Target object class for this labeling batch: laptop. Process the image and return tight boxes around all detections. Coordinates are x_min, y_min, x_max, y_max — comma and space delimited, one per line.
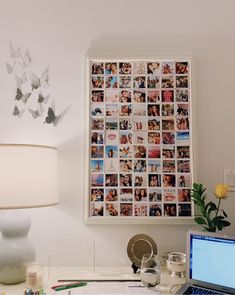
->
177, 230, 235, 295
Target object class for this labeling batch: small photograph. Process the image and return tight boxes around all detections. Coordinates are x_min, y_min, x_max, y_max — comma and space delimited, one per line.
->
161, 76, 174, 88
148, 146, 161, 158
133, 62, 146, 75
149, 203, 162, 217
105, 89, 118, 103
91, 159, 104, 173
120, 104, 132, 116
163, 160, 176, 173
162, 90, 174, 102
119, 62, 132, 75
177, 160, 190, 173
133, 117, 147, 130
119, 159, 132, 172
149, 174, 161, 187
119, 146, 132, 158
91, 105, 104, 117
105, 76, 118, 88
91, 118, 104, 130
134, 174, 147, 187
177, 174, 191, 187
119, 118, 132, 130
92, 76, 104, 89
133, 76, 146, 89
91, 90, 104, 102
163, 188, 177, 202
162, 132, 175, 144
105, 203, 119, 216
176, 76, 189, 88
134, 188, 147, 202
91, 174, 104, 187
119, 174, 132, 187
120, 188, 133, 202
132, 104, 147, 116
161, 61, 174, 75
119, 90, 132, 103
147, 90, 160, 102
105, 145, 118, 158
148, 159, 161, 173
178, 203, 192, 217
91, 146, 104, 158
176, 117, 189, 130
91, 62, 104, 74
148, 119, 160, 130
177, 146, 190, 158
133, 159, 146, 172
105, 174, 118, 187
133, 131, 147, 145
147, 62, 160, 75
134, 145, 147, 158
148, 132, 161, 144
162, 104, 174, 116
105, 188, 118, 202
91, 131, 104, 144
106, 130, 119, 145
105, 158, 118, 173
163, 174, 176, 187
149, 188, 162, 202
106, 118, 118, 130
175, 62, 189, 74
90, 203, 104, 216
176, 131, 190, 145
91, 188, 104, 202
120, 203, 133, 216
176, 103, 189, 116
162, 119, 175, 130
133, 90, 146, 102
175, 89, 189, 102
105, 62, 118, 74
120, 131, 132, 144
164, 203, 177, 216
147, 75, 160, 88
178, 189, 191, 202
106, 104, 118, 117
162, 146, 175, 158
148, 104, 160, 116
134, 204, 148, 217
119, 76, 131, 88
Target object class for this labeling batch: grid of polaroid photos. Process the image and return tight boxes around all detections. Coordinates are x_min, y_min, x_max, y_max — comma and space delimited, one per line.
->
89, 59, 192, 219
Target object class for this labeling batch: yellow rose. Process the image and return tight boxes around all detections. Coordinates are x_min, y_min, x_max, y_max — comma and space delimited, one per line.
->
215, 184, 230, 199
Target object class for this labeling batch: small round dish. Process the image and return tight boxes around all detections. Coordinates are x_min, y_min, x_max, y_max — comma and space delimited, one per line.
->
127, 234, 157, 267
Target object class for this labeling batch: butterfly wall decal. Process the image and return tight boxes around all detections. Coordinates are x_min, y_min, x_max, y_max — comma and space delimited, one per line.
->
12, 105, 25, 118
14, 72, 27, 87
29, 67, 49, 90
37, 92, 50, 104
44, 105, 70, 126
9, 42, 22, 59
28, 104, 44, 119
15, 88, 31, 104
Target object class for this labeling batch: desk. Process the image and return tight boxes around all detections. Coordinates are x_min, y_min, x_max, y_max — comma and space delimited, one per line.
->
0, 267, 186, 295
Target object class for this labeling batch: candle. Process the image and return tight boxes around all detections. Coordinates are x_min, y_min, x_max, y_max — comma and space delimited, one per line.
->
26, 263, 43, 290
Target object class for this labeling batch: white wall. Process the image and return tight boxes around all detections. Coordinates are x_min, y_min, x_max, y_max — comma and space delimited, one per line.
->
0, 0, 235, 266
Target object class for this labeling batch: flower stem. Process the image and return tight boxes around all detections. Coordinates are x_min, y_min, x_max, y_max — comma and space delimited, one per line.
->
215, 198, 221, 218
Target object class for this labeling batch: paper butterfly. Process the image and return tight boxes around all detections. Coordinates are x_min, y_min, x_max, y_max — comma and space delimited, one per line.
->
29, 67, 49, 90
15, 88, 31, 104
12, 105, 25, 118
44, 104, 70, 126
28, 104, 44, 119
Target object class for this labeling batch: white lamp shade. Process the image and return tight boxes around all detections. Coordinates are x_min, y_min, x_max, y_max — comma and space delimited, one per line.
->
0, 144, 59, 209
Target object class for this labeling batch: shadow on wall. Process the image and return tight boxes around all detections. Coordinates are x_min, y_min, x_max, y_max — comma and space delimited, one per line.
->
57, 134, 85, 221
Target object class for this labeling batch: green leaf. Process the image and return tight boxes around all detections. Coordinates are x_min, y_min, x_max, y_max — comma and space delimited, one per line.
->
195, 217, 207, 225
222, 220, 231, 227
222, 210, 228, 218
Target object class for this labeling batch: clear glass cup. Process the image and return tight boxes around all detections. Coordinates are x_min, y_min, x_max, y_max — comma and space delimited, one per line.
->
140, 254, 161, 288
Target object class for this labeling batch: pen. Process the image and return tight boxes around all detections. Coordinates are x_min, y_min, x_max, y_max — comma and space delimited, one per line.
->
53, 282, 87, 291
51, 282, 81, 289
58, 279, 141, 282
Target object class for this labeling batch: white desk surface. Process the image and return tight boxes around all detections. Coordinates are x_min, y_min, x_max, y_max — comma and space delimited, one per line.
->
0, 266, 186, 295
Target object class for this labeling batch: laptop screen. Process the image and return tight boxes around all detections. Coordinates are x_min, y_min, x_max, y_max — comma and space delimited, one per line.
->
189, 233, 235, 289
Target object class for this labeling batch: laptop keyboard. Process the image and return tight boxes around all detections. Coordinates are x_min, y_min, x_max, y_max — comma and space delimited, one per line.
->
183, 286, 224, 295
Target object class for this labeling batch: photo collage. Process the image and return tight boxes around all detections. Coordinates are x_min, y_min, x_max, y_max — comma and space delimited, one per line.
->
89, 59, 193, 219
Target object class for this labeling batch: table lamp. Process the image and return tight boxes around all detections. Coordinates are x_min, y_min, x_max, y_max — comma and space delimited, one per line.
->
0, 144, 59, 284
